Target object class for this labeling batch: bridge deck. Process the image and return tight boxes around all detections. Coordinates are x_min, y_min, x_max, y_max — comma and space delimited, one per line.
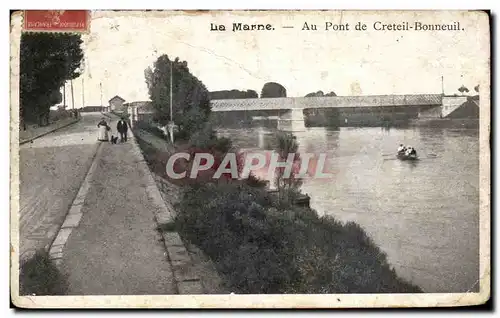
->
211, 94, 443, 111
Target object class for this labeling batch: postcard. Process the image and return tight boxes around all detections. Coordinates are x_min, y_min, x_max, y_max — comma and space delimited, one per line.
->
10, 9, 490, 308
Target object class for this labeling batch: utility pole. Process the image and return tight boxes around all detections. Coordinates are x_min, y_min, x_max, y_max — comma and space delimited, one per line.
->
169, 60, 174, 143
70, 79, 75, 109
441, 76, 444, 96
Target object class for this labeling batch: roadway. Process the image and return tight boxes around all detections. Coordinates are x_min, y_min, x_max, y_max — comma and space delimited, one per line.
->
19, 112, 106, 260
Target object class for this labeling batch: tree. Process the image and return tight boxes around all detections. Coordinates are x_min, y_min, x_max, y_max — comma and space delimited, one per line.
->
145, 54, 211, 139
474, 84, 479, 93
458, 85, 470, 95
246, 90, 258, 98
20, 33, 83, 126
261, 82, 287, 98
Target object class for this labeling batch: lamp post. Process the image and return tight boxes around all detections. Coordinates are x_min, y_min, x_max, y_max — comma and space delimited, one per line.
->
168, 59, 175, 144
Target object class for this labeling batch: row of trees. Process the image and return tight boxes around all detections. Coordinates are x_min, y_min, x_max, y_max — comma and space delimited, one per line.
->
209, 84, 343, 99
211, 83, 479, 99
208, 82, 288, 99
20, 33, 84, 126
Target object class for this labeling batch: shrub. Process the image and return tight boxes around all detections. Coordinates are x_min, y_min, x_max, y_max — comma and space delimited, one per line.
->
135, 121, 167, 139
19, 250, 68, 295
175, 182, 423, 294
186, 123, 233, 153
48, 108, 72, 122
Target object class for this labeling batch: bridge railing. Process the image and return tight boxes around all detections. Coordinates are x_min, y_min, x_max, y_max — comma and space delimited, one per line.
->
210, 94, 443, 111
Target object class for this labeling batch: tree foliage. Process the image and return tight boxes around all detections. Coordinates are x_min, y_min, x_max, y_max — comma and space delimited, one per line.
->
474, 84, 479, 93
20, 33, 83, 125
305, 90, 336, 97
210, 89, 258, 99
458, 85, 470, 95
261, 82, 287, 98
145, 55, 211, 139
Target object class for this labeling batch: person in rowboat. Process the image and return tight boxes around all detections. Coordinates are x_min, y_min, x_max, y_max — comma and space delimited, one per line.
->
405, 146, 417, 157
409, 147, 417, 156
397, 144, 406, 154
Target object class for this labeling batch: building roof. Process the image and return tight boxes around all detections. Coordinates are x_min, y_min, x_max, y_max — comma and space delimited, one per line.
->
109, 95, 126, 103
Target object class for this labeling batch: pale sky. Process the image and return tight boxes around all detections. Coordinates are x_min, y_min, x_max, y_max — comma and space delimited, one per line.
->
64, 10, 489, 107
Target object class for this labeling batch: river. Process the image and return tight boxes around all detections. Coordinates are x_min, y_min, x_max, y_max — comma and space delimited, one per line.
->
216, 126, 480, 293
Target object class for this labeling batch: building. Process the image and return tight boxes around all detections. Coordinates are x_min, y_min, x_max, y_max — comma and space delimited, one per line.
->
125, 101, 155, 124
108, 95, 126, 112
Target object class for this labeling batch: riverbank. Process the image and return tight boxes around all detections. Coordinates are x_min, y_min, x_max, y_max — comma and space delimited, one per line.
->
134, 125, 423, 293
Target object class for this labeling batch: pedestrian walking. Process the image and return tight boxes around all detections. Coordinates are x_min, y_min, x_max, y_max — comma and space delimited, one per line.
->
116, 117, 129, 142
97, 118, 110, 141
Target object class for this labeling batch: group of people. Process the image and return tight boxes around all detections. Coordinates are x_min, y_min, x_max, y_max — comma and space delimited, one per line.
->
97, 117, 129, 143
397, 144, 417, 156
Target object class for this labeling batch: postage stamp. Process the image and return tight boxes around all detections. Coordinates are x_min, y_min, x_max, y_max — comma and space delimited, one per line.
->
23, 10, 90, 33
10, 10, 490, 308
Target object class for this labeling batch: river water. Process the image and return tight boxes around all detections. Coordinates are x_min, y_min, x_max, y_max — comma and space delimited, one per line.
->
216, 126, 480, 293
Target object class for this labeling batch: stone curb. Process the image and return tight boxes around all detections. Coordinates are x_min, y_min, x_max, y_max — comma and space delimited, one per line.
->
47, 141, 104, 268
120, 120, 204, 294
20, 117, 81, 145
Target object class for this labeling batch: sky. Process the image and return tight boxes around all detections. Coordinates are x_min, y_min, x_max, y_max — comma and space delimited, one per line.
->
63, 10, 489, 108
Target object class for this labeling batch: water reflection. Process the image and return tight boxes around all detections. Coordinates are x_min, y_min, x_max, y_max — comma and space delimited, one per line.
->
216, 126, 479, 293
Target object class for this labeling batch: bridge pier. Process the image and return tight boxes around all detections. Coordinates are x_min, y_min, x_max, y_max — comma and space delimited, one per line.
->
277, 108, 306, 132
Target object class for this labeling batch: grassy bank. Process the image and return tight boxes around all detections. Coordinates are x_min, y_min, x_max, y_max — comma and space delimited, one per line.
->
175, 182, 421, 293
135, 127, 422, 294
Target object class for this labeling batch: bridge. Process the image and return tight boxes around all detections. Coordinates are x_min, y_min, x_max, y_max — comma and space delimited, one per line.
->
209, 94, 469, 131
210, 94, 443, 111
